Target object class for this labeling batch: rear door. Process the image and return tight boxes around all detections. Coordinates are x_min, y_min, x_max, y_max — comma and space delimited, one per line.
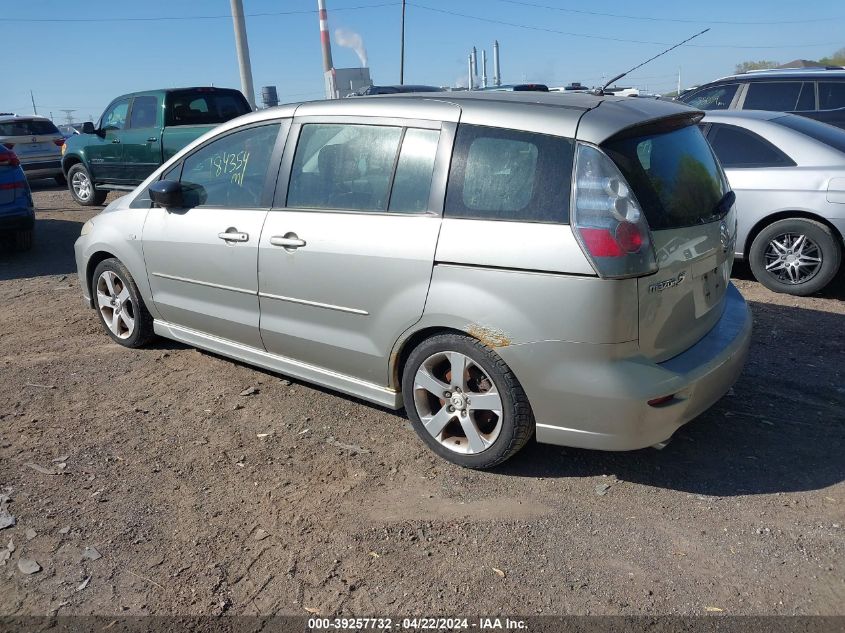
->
87, 98, 130, 182
142, 120, 285, 348
257, 115, 453, 384
602, 123, 735, 362
121, 94, 163, 182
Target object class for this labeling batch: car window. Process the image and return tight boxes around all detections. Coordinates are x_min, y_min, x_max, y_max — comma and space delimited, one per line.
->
166, 90, 251, 126
0, 119, 61, 136
388, 128, 440, 213
604, 124, 727, 230
795, 82, 816, 111
774, 114, 845, 155
445, 124, 574, 223
819, 82, 845, 110
707, 123, 795, 168
101, 99, 131, 131
287, 123, 403, 212
743, 82, 805, 111
680, 84, 739, 110
129, 96, 159, 129
178, 123, 280, 208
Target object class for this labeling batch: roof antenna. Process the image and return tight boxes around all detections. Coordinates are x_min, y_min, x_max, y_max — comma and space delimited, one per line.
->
597, 28, 710, 95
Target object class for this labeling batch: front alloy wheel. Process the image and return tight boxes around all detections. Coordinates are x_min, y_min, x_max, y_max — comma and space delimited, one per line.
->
96, 270, 136, 340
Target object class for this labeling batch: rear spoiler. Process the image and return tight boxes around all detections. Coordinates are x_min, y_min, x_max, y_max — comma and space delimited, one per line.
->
576, 97, 704, 145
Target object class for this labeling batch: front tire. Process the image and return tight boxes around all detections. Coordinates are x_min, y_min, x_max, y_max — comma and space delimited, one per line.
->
68, 164, 107, 206
91, 258, 154, 348
402, 333, 534, 469
749, 218, 841, 296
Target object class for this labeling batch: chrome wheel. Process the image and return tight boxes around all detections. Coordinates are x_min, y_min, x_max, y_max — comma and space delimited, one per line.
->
764, 232, 822, 285
71, 170, 92, 201
412, 351, 503, 455
96, 270, 135, 339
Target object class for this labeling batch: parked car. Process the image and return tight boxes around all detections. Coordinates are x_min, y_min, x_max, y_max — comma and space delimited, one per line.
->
351, 85, 445, 96
0, 144, 35, 251
62, 87, 251, 207
0, 114, 65, 185
677, 68, 845, 130
701, 110, 845, 295
75, 92, 750, 468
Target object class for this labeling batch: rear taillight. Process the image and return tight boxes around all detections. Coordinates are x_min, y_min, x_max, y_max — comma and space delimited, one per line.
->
0, 150, 20, 167
0, 181, 25, 190
571, 142, 657, 279
53, 138, 65, 147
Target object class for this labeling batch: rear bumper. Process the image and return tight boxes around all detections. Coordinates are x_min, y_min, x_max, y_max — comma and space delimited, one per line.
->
0, 208, 35, 232
21, 159, 62, 179
499, 283, 752, 451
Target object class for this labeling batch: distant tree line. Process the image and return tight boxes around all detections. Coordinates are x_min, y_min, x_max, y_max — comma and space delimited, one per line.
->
735, 47, 845, 74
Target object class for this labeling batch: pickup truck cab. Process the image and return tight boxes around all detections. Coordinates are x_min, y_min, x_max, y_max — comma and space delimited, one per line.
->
62, 87, 251, 206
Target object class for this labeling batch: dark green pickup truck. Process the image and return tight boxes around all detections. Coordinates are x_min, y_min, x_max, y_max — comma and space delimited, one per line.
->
62, 87, 251, 206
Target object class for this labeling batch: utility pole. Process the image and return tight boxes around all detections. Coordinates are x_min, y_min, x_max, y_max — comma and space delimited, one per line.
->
229, 0, 256, 110
30, 90, 37, 115
399, 0, 406, 85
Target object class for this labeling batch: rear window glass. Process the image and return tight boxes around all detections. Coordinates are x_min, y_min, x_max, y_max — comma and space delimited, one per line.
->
743, 82, 805, 111
166, 91, 250, 126
603, 124, 727, 230
819, 82, 845, 110
445, 124, 574, 223
774, 114, 845, 155
707, 123, 795, 168
0, 119, 60, 136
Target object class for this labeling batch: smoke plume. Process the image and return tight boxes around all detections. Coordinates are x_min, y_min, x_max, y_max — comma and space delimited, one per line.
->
334, 28, 368, 67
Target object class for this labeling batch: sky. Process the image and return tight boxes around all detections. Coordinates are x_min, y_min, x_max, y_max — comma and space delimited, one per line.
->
4, 0, 843, 123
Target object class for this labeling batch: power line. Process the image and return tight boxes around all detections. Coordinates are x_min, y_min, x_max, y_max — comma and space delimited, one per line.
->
0, 2, 400, 23
490, 0, 845, 25
408, 3, 841, 49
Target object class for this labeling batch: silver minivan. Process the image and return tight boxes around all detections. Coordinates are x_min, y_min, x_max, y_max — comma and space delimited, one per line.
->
75, 92, 752, 468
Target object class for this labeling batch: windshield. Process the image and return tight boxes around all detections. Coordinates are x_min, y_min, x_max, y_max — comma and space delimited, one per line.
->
602, 124, 728, 230
0, 119, 61, 136
774, 114, 845, 156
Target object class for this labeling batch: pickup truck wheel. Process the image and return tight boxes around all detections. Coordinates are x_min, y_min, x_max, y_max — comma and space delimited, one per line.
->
68, 164, 107, 206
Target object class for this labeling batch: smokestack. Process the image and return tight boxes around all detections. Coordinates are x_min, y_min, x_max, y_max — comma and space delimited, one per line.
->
317, 0, 334, 73
481, 49, 488, 88
471, 47, 478, 79
493, 40, 501, 87
467, 54, 474, 90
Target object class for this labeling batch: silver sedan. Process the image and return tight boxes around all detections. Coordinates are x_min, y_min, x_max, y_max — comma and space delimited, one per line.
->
702, 110, 845, 295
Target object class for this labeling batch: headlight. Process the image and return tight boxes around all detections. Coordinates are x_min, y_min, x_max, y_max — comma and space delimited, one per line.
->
80, 220, 94, 236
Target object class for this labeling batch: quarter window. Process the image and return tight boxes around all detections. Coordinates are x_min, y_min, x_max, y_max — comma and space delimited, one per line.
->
177, 123, 280, 208
445, 124, 574, 223
819, 82, 845, 110
743, 82, 807, 111
101, 99, 130, 131
681, 84, 739, 110
707, 123, 795, 168
287, 124, 403, 212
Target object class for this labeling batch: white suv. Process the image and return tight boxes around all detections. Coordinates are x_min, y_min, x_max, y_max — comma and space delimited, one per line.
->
0, 114, 66, 184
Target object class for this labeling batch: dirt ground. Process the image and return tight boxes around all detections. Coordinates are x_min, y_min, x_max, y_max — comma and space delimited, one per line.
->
0, 182, 843, 617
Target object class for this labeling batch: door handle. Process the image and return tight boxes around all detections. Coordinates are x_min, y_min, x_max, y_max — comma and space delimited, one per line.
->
270, 234, 306, 249
111, 138, 121, 144
147, 137, 158, 142
218, 230, 249, 242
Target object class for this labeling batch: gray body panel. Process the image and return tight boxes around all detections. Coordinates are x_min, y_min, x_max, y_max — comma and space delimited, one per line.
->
75, 92, 751, 453
702, 111, 845, 259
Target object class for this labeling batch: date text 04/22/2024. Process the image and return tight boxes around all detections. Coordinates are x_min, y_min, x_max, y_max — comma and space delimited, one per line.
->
307, 617, 527, 630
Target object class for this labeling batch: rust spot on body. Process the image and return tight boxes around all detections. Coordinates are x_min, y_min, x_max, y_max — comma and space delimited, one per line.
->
466, 324, 511, 348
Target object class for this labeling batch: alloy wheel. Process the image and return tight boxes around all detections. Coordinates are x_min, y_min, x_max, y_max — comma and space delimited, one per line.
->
96, 270, 135, 339
71, 171, 92, 201
764, 232, 822, 285
412, 351, 503, 454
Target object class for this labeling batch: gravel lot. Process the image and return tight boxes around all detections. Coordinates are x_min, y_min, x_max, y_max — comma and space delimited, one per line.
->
1, 183, 843, 617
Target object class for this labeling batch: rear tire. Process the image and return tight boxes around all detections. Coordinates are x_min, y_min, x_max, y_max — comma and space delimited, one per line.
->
749, 218, 841, 296
91, 258, 155, 348
68, 163, 107, 206
402, 333, 534, 469
14, 229, 33, 251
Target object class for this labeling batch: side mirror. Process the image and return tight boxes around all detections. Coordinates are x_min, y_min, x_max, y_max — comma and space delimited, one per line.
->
81, 121, 96, 135
149, 180, 183, 209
